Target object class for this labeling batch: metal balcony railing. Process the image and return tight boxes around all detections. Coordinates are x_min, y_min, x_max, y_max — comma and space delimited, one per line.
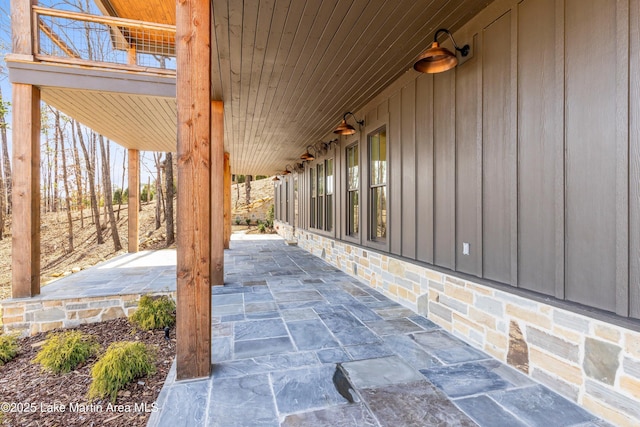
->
33, 6, 176, 73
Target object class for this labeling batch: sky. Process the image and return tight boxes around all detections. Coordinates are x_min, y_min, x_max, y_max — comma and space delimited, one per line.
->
0, 0, 158, 190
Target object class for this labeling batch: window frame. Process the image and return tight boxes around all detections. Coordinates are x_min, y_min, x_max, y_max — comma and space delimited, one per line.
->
368, 126, 387, 244
344, 141, 361, 243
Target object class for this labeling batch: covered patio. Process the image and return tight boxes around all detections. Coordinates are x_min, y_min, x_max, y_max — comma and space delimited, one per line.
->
147, 236, 604, 427
6, 0, 640, 425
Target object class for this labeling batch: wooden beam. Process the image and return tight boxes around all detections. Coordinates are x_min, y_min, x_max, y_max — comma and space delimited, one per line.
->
223, 152, 231, 249
12, 84, 41, 298
128, 149, 139, 252
11, 0, 35, 56
176, 0, 211, 380
211, 103, 224, 283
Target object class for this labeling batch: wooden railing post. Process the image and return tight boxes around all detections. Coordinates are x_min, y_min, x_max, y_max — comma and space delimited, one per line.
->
223, 152, 231, 249
128, 149, 139, 253
176, 0, 211, 380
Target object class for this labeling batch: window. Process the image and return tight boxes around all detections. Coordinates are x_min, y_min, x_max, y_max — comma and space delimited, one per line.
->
294, 176, 299, 228
326, 159, 334, 232
346, 144, 359, 237
369, 127, 387, 241
285, 180, 290, 223
317, 162, 324, 230
309, 159, 335, 232
310, 168, 316, 228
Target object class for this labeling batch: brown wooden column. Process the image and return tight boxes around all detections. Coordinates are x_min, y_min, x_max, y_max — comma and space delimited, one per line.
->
176, 0, 211, 380
12, 84, 41, 298
128, 149, 139, 252
223, 152, 231, 249
211, 103, 224, 285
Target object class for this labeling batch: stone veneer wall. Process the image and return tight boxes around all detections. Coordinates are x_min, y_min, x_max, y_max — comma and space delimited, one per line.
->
1, 292, 176, 336
275, 221, 640, 426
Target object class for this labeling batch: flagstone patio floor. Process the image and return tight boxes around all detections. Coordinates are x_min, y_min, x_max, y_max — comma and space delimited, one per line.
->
147, 235, 609, 427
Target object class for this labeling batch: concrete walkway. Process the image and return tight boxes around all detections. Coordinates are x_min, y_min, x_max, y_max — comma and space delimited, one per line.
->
148, 237, 609, 427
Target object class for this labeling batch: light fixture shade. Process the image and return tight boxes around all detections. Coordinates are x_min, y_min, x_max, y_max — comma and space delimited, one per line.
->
300, 150, 315, 161
333, 119, 356, 135
413, 41, 458, 73
272, 176, 280, 181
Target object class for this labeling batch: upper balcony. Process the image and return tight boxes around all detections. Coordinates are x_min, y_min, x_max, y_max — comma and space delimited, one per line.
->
32, 5, 176, 74
6, 5, 177, 152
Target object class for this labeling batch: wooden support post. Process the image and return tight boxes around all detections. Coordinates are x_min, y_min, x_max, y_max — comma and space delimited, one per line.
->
223, 152, 231, 249
12, 84, 41, 298
127, 45, 137, 66
211, 104, 224, 284
176, 0, 211, 380
128, 149, 139, 253
11, 0, 36, 58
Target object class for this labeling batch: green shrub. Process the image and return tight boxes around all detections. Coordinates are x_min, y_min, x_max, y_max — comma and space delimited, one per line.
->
235, 218, 241, 225
258, 223, 266, 233
129, 295, 176, 330
245, 218, 251, 226
0, 333, 19, 366
267, 204, 275, 223
89, 341, 156, 402
33, 331, 99, 373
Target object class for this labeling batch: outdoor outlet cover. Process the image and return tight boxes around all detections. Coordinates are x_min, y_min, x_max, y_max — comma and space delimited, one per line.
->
463, 243, 470, 255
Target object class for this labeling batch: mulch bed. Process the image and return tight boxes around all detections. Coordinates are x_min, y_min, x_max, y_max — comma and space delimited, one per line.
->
0, 318, 175, 426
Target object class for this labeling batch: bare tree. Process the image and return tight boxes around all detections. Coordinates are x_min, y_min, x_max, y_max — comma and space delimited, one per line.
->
245, 175, 252, 205
71, 120, 84, 228
99, 136, 121, 250
77, 123, 103, 244
55, 110, 73, 251
0, 86, 12, 214
154, 152, 164, 230
52, 114, 60, 213
117, 149, 126, 221
165, 152, 175, 245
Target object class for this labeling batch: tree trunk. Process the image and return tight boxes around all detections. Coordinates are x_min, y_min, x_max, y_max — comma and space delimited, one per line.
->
77, 125, 103, 244
99, 136, 122, 251
154, 152, 163, 230
52, 118, 59, 213
71, 120, 84, 228
56, 111, 74, 252
245, 175, 252, 205
0, 86, 12, 214
118, 149, 126, 221
165, 152, 175, 246
235, 180, 239, 209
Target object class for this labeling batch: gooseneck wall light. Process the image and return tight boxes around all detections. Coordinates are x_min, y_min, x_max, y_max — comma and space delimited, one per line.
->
413, 28, 470, 73
333, 112, 365, 135
300, 145, 316, 161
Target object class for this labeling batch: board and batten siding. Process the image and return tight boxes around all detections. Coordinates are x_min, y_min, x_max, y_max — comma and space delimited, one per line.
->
285, 0, 640, 320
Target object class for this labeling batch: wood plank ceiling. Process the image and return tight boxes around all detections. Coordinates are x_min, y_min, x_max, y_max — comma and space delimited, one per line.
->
41, 87, 176, 152
95, 0, 494, 174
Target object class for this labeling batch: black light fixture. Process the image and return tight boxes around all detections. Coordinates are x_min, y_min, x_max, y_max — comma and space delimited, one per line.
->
333, 112, 364, 135
272, 175, 280, 182
300, 145, 316, 161
413, 28, 470, 74
282, 164, 293, 175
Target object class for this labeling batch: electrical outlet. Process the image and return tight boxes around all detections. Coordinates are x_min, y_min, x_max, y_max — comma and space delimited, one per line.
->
462, 242, 470, 255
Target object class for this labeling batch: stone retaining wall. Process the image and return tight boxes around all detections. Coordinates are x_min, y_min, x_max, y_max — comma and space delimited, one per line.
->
275, 221, 640, 426
1, 292, 176, 336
